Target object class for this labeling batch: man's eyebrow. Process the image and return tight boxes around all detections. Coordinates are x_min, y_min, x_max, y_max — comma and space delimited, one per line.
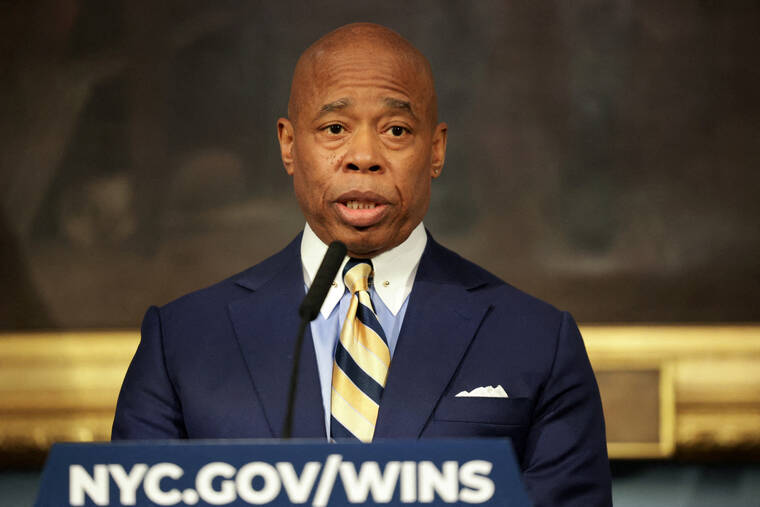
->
383, 97, 417, 119
318, 98, 352, 116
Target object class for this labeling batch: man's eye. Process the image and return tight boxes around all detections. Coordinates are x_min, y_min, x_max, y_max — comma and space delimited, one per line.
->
327, 124, 343, 134
389, 126, 407, 137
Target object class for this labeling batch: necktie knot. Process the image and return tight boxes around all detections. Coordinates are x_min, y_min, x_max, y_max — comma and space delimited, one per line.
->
343, 258, 373, 294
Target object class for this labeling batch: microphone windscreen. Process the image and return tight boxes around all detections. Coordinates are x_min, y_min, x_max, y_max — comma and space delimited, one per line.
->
298, 241, 347, 321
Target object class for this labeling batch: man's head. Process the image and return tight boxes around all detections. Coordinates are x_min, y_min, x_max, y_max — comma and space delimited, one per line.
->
277, 23, 447, 258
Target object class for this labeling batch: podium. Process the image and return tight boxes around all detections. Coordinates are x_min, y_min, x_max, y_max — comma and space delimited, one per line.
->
35, 439, 532, 506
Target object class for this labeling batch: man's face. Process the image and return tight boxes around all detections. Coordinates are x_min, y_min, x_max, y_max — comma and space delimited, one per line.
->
278, 44, 447, 257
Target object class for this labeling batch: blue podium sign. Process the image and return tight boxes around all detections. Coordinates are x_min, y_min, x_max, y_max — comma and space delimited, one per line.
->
36, 439, 531, 506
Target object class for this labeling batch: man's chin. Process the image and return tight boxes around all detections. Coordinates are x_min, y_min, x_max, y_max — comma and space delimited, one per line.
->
310, 220, 406, 258
343, 240, 386, 258
336, 228, 393, 258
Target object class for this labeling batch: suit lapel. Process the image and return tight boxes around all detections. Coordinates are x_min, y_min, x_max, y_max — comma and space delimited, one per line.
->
374, 238, 491, 438
228, 240, 325, 439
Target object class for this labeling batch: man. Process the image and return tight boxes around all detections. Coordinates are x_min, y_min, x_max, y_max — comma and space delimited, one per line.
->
113, 23, 612, 505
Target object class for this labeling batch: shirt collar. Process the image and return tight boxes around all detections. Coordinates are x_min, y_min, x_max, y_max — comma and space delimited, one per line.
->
300, 222, 427, 318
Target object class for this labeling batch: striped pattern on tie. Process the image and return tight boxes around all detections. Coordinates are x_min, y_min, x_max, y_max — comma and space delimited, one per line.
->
330, 258, 390, 442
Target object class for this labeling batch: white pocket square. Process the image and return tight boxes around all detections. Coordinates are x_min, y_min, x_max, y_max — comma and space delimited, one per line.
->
455, 385, 509, 398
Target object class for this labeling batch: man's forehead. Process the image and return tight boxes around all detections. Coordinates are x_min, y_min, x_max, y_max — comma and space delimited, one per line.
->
288, 23, 437, 123
308, 44, 426, 92
316, 96, 418, 120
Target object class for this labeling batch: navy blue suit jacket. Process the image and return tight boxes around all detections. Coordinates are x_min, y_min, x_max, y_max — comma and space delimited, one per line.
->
112, 234, 612, 506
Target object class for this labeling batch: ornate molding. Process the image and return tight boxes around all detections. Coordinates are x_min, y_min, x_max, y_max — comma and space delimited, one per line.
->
1, 326, 759, 459
583, 325, 760, 458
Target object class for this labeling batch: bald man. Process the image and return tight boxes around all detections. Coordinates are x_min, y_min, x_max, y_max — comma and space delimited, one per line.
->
113, 24, 612, 506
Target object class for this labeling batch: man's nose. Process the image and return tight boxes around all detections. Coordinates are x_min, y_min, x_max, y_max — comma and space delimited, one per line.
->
344, 127, 382, 173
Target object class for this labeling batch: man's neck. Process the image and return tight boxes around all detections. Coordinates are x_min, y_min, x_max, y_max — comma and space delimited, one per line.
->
300, 222, 427, 317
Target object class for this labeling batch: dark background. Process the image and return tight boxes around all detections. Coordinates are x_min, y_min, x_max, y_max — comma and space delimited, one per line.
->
2, 0, 759, 329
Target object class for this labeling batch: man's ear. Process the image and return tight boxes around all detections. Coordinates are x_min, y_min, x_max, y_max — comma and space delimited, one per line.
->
431, 122, 448, 178
277, 118, 295, 175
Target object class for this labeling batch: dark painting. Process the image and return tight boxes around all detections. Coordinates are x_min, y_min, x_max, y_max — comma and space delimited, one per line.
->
2, 0, 759, 329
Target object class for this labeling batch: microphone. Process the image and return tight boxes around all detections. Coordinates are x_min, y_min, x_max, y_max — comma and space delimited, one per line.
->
299, 241, 348, 321
283, 241, 347, 439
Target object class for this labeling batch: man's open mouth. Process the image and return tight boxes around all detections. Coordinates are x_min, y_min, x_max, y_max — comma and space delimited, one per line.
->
335, 194, 389, 227
344, 200, 377, 210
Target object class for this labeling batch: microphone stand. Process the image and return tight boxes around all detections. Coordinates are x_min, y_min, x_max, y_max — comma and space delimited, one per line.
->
282, 319, 309, 439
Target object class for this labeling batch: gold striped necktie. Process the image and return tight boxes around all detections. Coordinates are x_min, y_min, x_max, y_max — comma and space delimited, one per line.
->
330, 258, 390, 442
